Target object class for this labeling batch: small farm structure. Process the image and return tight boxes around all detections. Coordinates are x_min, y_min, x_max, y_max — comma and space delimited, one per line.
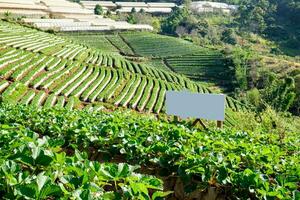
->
23, 18, 153, 31
0, 1, 48, 18
0, 0, 153, 31
81, 1, 176, 14
190, 1, 237, 13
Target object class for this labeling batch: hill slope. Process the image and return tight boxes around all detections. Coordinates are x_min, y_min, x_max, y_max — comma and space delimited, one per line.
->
0, 21, 244, 113
61, 32, 231, 86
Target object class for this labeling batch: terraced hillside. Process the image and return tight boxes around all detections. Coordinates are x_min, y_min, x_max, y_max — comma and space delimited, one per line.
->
105, 34, 135, 55
90, 32, 230, 84
0, 21, 244, 113
165, 54, 231, 84
61, 33, 120, 53
120, 32, 203, 58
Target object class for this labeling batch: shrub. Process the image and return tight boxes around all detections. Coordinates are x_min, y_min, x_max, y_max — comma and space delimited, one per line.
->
221, 29, 238, 45
94, 4, 103, 15
246, 88, 261, 108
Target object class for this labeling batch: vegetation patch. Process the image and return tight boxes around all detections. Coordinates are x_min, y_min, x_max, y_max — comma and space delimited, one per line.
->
0, 104, 299, 199
120, 32, 204, 58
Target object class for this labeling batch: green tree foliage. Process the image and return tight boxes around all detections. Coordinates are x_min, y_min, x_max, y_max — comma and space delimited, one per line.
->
161, 7, 189, 34
139, 8, 145, 14
106, 10, 111, 16
3, 11, 12, 20
225, 47, 260, 91
236, 0, 300, 53
127, 14, 137, 24
263, 76, 296, 112
221, 28, 237, 45
226, 46, 298, 113
293, 74, 300, 114
94, 4, 103, 15
131, 7, 136, 13
246, 87, 261, 108
236, 0, 275, 33
152, 18, 161, 32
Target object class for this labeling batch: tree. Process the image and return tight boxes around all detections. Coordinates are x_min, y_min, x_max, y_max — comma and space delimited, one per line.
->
139, 8, 145, 14
221, 29, 237, 45
183, 0, 191, 8
131, 7, 136, 14
152, 18, 161, 33
116, 5, 122, 10
263, 76, 296, 112
292, 74, 300, 114
246, 88, 262, 108
94, 4, 103, 15
193, 19, 209, 37
161, 7, 189, 35
236, 0, 275, 33
4, 11, 12, 20
227, 47, 251, 91
175, 26, 187, 37
127, 14, 137, 24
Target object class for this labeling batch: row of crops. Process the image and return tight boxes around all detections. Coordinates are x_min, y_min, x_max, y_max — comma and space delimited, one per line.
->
120, 32, 205, 58
0, 22, 120, 68
0, 22, 210, 90
165, 54, 231, 83
142, 58, 172, 72
61, 33, 121, 53
105, 35, 135, 55
104, 32, 230, 85
0, 104, 298, 199
1, 73, 243, 115
0, 46, 220, 113
0, 80, 242, 116
1, 24, 229, 88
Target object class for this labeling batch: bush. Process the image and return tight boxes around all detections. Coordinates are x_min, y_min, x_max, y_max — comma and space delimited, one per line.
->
221, 29, 238, 45
285, 37, 300, 49
131, 7, 136, 13
161, 7, 189, 35
291, 74, 300, 114
152, 18, 161, 32
263, 76, 296, 112
246, 88, 261, 108
94, 4, 103, 15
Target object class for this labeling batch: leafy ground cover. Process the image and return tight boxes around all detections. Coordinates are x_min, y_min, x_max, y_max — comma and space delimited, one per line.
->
0, 104, 299, 199
142, 58, 171, 72
165, 53, 230, 85
0, 123, 168, 199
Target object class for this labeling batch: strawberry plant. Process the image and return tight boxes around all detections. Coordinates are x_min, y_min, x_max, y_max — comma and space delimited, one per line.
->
0, 124, 169, 199
0, 104, 298, 199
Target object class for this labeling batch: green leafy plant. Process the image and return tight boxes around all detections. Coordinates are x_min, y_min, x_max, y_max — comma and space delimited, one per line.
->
0, 104, 298, 199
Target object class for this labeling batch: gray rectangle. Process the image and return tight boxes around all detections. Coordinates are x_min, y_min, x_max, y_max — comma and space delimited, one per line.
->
166, 91, 225, 121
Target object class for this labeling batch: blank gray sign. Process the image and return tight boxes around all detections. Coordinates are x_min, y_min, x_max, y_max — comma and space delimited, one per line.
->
166, 91, 225, 121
